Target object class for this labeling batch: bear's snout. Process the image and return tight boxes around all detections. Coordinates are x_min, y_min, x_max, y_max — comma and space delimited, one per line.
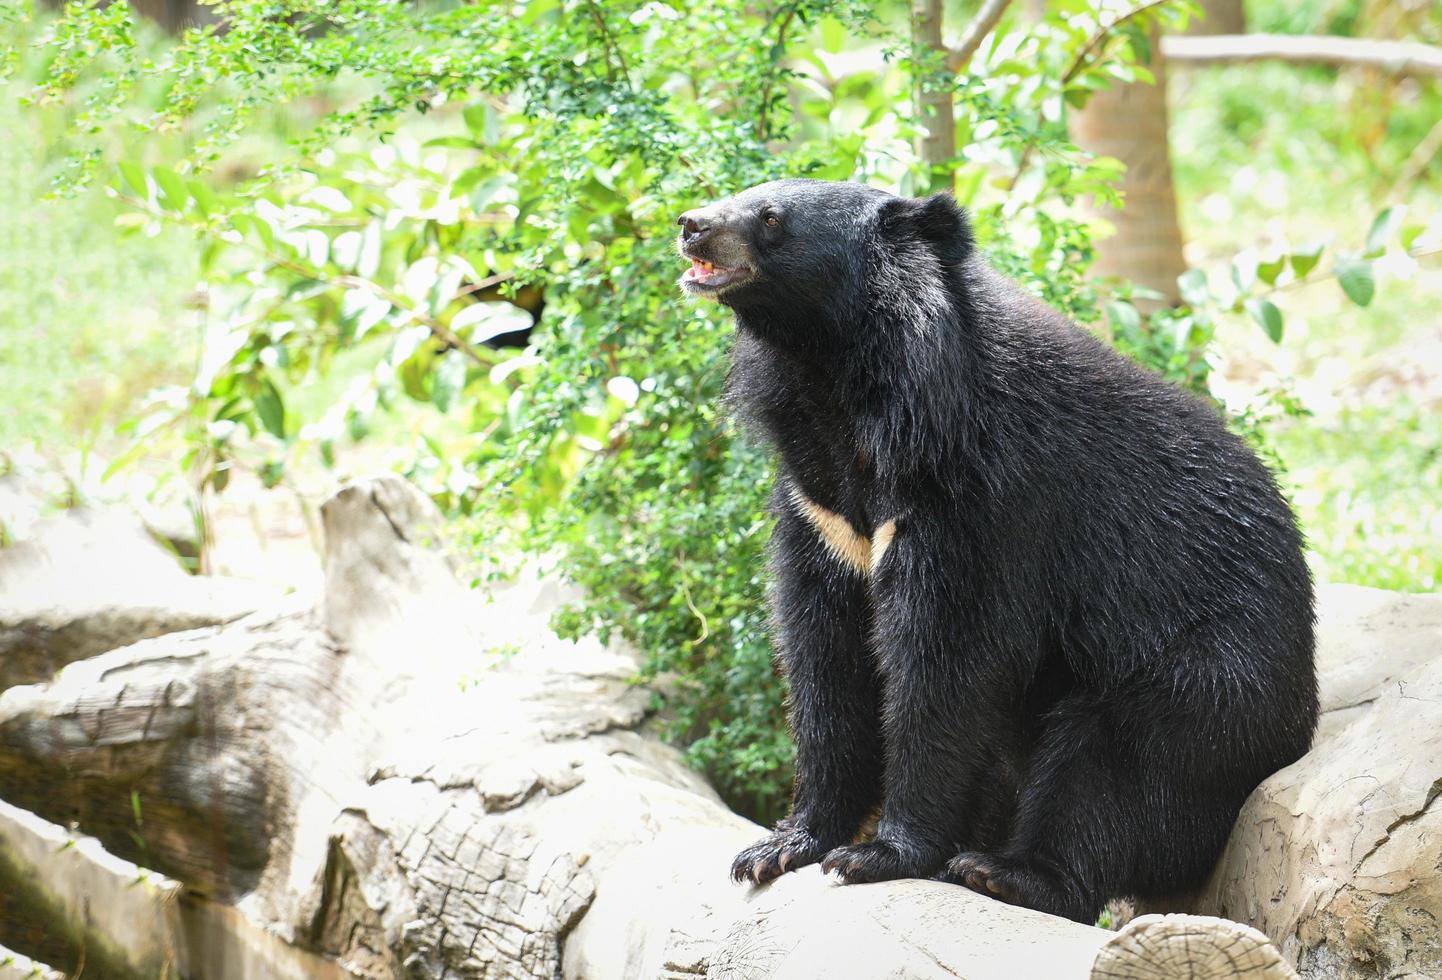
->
675, 203, 757, 300
677, 208, 716, 244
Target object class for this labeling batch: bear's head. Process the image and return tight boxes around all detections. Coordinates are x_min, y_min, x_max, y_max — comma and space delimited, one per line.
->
676, 179, 973, 326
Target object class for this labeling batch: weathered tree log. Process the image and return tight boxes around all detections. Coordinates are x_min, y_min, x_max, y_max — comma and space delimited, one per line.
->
1162, 34, 1442, 79
0, 506, 276, 689
1186, 587, 1442, 979
0, 476, 1303, 978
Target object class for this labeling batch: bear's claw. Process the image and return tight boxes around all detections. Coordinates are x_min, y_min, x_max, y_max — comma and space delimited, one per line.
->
820, 839, 928, 883
730, 822, 829, 885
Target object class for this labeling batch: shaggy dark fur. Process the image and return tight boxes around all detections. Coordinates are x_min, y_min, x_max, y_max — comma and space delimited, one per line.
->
676, 179, 1317, 924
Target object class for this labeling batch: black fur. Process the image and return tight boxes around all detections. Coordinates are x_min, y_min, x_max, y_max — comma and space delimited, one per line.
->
678, 179, 1318, 923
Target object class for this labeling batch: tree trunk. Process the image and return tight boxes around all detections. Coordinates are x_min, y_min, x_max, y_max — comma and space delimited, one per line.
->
911, 0, 956, 191
1184, 0, 1245, 37
1071, 26, 1188, 308
0, 476, 1303, 979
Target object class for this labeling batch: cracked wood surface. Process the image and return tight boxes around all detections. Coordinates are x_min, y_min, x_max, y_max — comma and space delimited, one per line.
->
1187, 587, 1442, 979
0, 507, 276, 689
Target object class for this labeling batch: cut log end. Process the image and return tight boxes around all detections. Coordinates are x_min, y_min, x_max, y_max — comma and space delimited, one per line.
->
1093, 914, 1300, 980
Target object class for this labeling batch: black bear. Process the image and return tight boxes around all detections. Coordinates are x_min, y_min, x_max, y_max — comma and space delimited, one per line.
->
675, 179, 1317, 924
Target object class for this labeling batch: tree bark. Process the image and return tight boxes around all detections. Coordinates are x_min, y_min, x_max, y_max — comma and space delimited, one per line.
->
0, 476, 1302, 979
1182, 0, 1245, 37
1071, 26, 1189, 308
911, 0, 956, 190
0, 506, 273, 690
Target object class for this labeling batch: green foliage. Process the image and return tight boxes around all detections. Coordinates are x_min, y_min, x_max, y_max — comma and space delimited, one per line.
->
0, 70, 195, 456
1275, 399, 1442, 593
5, 0, 1431, 820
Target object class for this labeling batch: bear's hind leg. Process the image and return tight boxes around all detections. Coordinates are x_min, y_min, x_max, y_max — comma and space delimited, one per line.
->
936, 690, 1123, 922
938, 662, 1294, 924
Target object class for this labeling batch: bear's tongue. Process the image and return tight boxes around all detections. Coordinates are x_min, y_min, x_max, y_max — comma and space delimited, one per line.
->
686, 258, 723, 280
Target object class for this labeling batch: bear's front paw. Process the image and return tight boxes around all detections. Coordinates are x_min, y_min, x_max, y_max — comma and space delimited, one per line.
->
820, 839, 931, 884
730, 822, 831, 885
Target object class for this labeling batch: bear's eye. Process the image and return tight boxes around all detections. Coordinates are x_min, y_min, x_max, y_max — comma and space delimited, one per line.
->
763, 211, 780, 228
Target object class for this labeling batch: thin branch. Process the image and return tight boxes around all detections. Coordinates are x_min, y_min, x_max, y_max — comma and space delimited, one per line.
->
585, 0, 632, 83
453, 272, 514, 300
1394, 113, 1442, 192
757, 3, 800, 142
1161, 33, 1442, 79
1010, 0, 1174, 190
320, 271, 493, 368
945, 0, 1014, 73
1063, 0, 1174, 85
115, 190, 496, 368
675, 552, 711, 647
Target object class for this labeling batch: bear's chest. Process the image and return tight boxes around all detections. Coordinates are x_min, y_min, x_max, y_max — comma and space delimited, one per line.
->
726, 329, 888, 530
756, 383, 873, 525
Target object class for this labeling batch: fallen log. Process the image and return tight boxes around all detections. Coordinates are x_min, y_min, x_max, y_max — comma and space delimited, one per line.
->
0, 505, 275, 689
0, 476, 1302, 977
1161, 34, 1442, 79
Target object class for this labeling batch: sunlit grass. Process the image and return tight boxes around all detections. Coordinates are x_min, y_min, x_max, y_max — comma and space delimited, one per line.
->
0, 84, 197, 457
1275, 401, 1442, 593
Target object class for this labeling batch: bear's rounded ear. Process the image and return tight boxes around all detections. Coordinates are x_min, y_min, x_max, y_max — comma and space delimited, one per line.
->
878, 193, 973, 259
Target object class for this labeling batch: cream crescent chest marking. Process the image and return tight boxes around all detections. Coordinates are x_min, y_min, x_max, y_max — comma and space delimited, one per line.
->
786, 486, 898, 579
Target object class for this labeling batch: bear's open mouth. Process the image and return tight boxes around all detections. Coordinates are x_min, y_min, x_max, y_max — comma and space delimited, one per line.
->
680, 257, 752, 293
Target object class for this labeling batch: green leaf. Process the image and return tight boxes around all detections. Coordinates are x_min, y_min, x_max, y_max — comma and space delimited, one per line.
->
450, 301, 533, 344
432, 349, 467, 413
1335, 256, 1376, 307
152, 167, 189, 212
1289, 240, 1325, 279
1244, 297, 1284, 343
462, 103, 499, 144
101, 440, 151, 481
1256, 254, 1285, 286
331, 230, 362, 270
423, 135, 482, 150
1105, 300, 1140, 336
188, 179, 218, 217
259, 459, 285, 489
342, 288, 391, 339
1177, 268, 1210, 308
357, 221, 383, 279
254, 379, 287, 440
118, 161, 149, 199
1364, 205, 1406, 258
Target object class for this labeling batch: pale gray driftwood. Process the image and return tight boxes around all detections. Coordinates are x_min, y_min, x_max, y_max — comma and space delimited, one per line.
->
0, 476, 1298, 979
0, 506, 275, 689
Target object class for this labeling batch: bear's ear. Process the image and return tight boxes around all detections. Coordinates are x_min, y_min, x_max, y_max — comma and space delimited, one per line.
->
878, 193, 973, 260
